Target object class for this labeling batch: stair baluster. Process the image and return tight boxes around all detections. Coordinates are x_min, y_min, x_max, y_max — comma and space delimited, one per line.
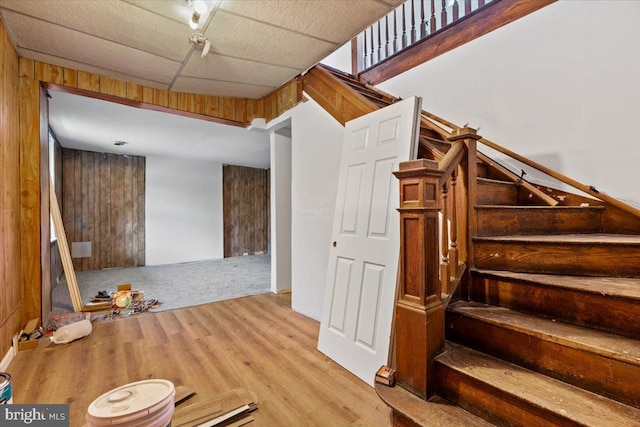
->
420, 0, 427, 39
449, 170, 459, 281
441, 0, 448, 28
402, 4, 408, 49
441, 180, 451, 297
430, 0, 437, 37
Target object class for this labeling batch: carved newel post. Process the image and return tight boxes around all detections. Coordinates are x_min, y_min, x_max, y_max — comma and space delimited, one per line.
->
392, 159, 444, 399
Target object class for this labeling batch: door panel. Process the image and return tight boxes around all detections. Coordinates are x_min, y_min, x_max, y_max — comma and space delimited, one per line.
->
318, 97, 422, 385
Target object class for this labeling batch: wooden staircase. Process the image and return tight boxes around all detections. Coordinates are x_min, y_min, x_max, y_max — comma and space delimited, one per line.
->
303, 64, 640, 426
435, 169, 640, 426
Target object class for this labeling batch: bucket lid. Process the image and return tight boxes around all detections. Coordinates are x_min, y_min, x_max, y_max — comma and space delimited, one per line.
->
87, 379, 174, 424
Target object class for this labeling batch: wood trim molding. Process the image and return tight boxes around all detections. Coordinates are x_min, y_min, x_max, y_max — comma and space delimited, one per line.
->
359, 0, 557, 85
302, 66, 378, 126
43, 82, 249, 128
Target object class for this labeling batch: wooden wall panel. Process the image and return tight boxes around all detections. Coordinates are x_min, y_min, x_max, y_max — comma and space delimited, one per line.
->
0, 18, 22, 358
19, 76, 42, 324
29, 58, 302, 126
223, 165, 270, 258
61, 149, 145, 271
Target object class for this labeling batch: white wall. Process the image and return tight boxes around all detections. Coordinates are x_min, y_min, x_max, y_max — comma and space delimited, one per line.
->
321, 42, 352, 73
379, 0, 640, 206
290, 98, 344, 321
270, 129, 292, 293
145, 156, 224, 265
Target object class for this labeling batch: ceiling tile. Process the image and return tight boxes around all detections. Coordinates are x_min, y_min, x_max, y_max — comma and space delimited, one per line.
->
181, 52, 301, 87
219, 0, 399, 44
0, 0, 193, 61
2, 10, 181, 84
171, 76, 274, 98
204, 9, 337, 69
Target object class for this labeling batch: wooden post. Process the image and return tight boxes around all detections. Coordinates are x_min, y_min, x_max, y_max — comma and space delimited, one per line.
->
393, 159, 444, 399
447, 127, 481, 297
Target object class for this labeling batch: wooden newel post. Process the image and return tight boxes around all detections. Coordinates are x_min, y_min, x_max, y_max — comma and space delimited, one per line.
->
392, 159, 444, 399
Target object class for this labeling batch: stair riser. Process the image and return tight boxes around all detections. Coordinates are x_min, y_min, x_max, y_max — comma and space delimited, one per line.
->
470, 274, 640, 338
434, 362, 579, 427
476, 209, 602, 236
477, 181, 517, 205
474, 241, 640, 277
446, 312, 640, 408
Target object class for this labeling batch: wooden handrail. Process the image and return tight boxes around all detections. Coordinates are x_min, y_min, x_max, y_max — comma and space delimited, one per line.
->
421, 109, 640, 216
479, 138, 640, 218
437, 140, 465, 186
422, 112, 556, 206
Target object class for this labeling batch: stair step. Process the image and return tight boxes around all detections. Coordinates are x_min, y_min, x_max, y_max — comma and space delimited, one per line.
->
434, 341, 640, 426
375, 382, 494, 426
470, 269, 640, 338
477, 178, 517, 205
474, 233, 640, 277
446, 301, 640, 408
476, 205, 604, 236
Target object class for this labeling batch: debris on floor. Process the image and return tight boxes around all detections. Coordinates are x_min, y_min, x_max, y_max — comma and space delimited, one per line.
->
17, 318, 43, 351
50, 318, 92, 345
172, 387, 259, 426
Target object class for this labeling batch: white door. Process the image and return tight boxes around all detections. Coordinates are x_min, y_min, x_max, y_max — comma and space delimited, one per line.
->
318, 96, 422, 386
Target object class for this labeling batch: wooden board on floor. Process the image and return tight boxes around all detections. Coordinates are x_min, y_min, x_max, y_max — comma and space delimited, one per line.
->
172, 388, 257, 427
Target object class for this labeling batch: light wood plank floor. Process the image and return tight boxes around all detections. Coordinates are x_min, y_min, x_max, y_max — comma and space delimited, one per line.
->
8, 293, 392, 426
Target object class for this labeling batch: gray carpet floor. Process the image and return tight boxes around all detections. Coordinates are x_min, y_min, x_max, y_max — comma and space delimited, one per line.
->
52, 254, 271, 318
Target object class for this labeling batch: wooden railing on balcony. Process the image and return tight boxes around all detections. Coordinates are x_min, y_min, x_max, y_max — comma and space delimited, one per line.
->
352, 0, 557, 84
355, 0, 495, 73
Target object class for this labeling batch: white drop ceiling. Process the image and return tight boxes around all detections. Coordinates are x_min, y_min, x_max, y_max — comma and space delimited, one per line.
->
0, 0, 404, 98
1, 0, 404, 164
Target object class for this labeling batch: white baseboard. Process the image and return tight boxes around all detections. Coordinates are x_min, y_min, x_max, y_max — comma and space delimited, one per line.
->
0, 344, 15, 372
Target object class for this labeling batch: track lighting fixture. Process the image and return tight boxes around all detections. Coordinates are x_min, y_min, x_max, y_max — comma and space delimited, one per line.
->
189, 33, 211, 58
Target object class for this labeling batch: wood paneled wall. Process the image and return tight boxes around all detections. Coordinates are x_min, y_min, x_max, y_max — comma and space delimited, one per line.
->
62, 149, 145, 271
0, 19, 22, 360
18, 59, 303, 127
263, 78, 303, 123
223, 166, 270, 258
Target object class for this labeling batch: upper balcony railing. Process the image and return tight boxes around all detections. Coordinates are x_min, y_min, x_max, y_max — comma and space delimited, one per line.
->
354, 0, 495, 74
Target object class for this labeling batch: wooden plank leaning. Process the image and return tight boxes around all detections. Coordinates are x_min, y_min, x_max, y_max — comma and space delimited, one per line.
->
49, 179, 83, 312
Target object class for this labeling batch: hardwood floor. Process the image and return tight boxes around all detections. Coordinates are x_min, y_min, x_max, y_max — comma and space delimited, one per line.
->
8, 293, 392, 426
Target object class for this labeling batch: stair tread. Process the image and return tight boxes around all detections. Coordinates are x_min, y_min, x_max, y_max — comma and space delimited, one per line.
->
477, 177, 515, 185
375, 383, 494, 426
473, 269, 640, 300
474, 233, 640, 245
448, 301, 640, 365
438, 341, 640, 425
475, 205, 605, 211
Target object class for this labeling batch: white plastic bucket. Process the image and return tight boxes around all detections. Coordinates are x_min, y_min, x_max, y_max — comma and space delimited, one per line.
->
86, 379, 175, 427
